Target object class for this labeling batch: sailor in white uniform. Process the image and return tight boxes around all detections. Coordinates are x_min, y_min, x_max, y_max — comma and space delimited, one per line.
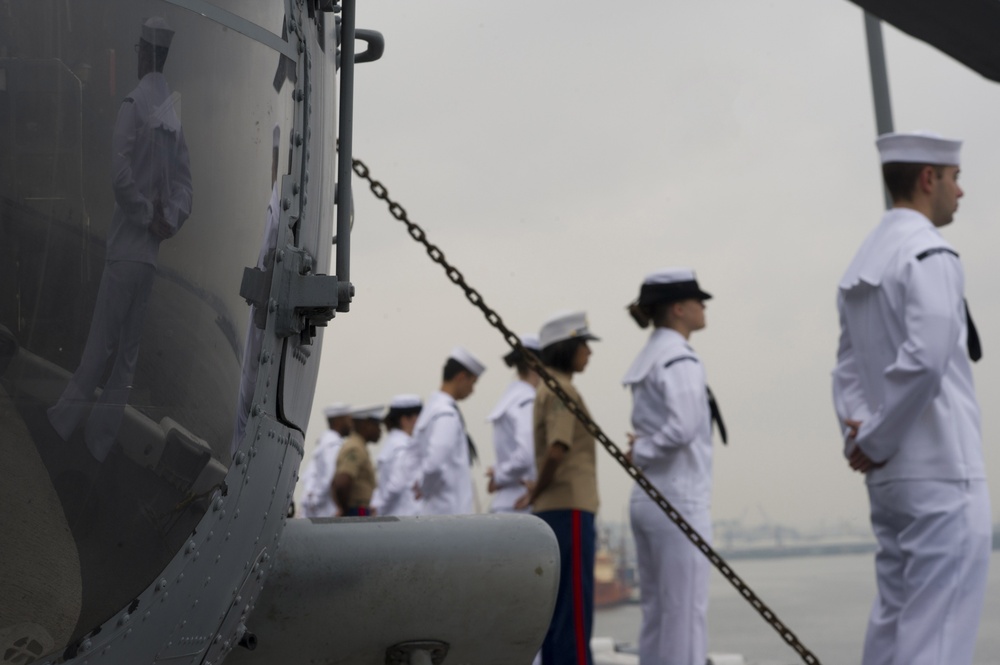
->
487, 334, 540, 513
371, 394, 423, 517
623, 268, 724, 665
300, 403, 352, 518
832, 132, 991, 665
413, 347, 486, 515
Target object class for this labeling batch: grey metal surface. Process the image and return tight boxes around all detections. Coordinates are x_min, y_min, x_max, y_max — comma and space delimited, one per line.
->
227, 515, 560, 665
846, 0, 1000, 83
163, 0, 298, 59
862, 13, 894, 210
334, 0, 357, 313
0, 1, 332, 662
276, 3, 340, 431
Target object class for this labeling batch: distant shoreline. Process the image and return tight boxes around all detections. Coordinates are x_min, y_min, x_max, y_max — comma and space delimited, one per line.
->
717, 540, 877, 561
716, 528, 1000, 561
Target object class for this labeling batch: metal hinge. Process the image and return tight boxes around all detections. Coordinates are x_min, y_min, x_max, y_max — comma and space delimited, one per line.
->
240, 246, 343, 344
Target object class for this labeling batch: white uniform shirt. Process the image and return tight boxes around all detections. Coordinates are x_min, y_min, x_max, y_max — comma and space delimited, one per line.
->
414, 391, 473, 515
487, 380, 537, 512
623, 327, 713, 504
109, 72, 192, 265
371, 428, 421, 516
299, 430, 343, 517
832, 208, 984, 483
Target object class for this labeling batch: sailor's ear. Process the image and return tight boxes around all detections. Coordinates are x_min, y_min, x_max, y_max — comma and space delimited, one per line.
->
917, 165, 938, 194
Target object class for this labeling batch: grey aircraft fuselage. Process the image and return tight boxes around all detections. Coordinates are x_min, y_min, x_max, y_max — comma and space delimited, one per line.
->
0, 2, 558, 665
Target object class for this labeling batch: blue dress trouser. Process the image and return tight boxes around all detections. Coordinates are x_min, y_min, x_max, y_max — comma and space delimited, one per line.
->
536, 509, 595, 665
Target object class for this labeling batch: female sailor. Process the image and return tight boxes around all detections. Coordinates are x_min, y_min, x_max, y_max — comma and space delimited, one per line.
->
623, 268, 724, 665
487, 334, 540, 513
517, 311, 600, 665
371, 395, 423, 516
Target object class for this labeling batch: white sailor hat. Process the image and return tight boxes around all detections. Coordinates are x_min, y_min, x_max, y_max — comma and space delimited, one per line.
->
539, 311, 600, 350
876, 131, 961, 166
519, 334, 541, 352
141, 17, 175, 49
636, 268, 712, 307
388, 394, 422, 410
350, 404, 385, 421
449, 346, 486, 377
323, 402, 351, 419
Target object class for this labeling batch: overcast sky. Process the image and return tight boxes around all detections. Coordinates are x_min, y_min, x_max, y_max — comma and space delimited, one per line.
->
298, 0, 1000, 535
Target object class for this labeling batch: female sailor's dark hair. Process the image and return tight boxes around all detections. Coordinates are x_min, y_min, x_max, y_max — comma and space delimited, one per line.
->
628, 273, 710, 330
385, 405, 422, 430
628, 300, 675, 329
503, 347, 538, 376
541, 337, 587, 374
628, 302, 652, 329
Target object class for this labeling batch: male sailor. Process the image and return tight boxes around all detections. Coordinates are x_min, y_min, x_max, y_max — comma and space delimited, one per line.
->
413, 347, 486, 515
623, 269, 724, 665
334, 405, 383, 516
832, 131, 991, 665
371, 395, 423, 517
48, 17, 192, 461
300, 403, 352, 518
487, 334, 540, 513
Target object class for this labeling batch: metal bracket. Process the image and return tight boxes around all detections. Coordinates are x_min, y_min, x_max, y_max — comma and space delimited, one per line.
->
239, 264, 273, 330
385, 641, 449, 665
240, 246, 339, 343
355, 29, 385, 64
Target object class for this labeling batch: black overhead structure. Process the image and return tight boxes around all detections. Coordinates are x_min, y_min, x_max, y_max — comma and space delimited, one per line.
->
847, 0, 1000, 83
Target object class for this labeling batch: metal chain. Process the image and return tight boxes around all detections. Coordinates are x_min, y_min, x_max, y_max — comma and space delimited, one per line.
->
352, 157, 822, 665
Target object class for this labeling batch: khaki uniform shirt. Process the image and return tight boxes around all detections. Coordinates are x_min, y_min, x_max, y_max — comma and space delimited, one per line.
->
335, 432, 376, 509
532, 370, 599, 514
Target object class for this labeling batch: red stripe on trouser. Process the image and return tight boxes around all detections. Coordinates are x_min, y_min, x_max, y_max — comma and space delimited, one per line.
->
571, 510, 586, 665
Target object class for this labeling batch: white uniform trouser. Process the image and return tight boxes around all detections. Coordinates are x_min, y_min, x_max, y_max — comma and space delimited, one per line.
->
863, 479, 991, 665
48, 261, 155, 461
631, 495, 710, 665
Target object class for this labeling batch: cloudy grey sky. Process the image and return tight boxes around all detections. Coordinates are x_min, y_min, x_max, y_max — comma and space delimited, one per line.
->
299, 0, 1000, 534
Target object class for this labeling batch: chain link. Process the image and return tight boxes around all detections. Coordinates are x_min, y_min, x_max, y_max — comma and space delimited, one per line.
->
352, 157, 822, 665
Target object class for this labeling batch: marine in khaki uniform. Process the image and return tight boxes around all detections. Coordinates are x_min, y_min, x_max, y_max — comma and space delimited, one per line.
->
333, 405, 383, 517
517, 311, 599, 665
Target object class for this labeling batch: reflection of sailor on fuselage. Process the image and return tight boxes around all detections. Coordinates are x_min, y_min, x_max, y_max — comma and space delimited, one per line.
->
300, 403, 352, 518
48, 17, 192, 462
